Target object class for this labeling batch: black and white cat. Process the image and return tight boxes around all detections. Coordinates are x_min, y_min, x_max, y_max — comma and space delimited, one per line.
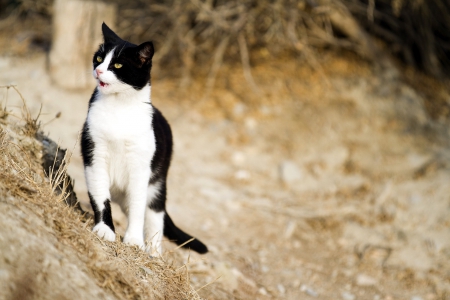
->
80, 23, 207, 255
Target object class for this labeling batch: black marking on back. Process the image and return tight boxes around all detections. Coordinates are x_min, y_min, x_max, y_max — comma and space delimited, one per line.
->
148, 106, 173, 212
80, 121, 94, 167
81, 89, 97, 167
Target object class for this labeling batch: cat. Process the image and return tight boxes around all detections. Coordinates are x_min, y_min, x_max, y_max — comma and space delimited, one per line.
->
80, 23, 208, 255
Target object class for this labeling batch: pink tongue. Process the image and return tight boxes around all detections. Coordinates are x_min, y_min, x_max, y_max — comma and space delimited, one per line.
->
100, 81, 106, 87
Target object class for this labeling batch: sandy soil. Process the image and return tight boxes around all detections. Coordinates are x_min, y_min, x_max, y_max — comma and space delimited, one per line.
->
1, 51, 450, 299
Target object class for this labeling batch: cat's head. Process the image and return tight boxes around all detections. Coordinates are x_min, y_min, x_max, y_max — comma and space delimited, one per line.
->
92, 23, 154, 94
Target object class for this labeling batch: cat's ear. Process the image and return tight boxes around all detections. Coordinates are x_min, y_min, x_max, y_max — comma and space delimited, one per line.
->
137, 42, 154, 65
102, 22, 121, 44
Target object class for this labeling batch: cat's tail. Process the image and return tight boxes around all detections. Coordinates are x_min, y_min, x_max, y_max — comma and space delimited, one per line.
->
163, 212, 208, 254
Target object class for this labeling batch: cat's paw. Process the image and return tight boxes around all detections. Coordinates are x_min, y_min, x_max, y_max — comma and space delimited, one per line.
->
93, 223, 116, 242
123, 235, 145, 249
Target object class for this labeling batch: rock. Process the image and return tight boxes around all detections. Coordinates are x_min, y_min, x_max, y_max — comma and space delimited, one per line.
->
0, 269, 9, 281
140, 266, 153, 275
277, 284, 286, 295
355, 273, 377, 287
300, 284, 318, 297
258, 287, 268, 295
259, 105, 271, 116
342, 291, 356, 300
279, 160, 303, 184
245, 117, 257, 130
235, 170, 250, 181
233, 103, 246, 116
231, 152, 246, 165
284, 220, 297, 239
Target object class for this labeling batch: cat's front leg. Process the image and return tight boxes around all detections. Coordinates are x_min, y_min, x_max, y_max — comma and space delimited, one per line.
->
85, 165, 116, 242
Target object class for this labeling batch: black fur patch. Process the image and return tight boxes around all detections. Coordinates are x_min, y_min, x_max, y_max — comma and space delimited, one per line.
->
93, 23, 154, 90
88, 193, 115, 232
148, 107, 173, 212
163, 213, 208, 254
80, 90, 97, 167
148, 181, 167, 212
88, 192, 100, 224
102, 199, 115, 232
80, 122, 95, 167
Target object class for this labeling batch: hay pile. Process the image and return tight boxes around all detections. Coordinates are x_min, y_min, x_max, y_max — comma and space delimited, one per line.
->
0, 85, 201, 299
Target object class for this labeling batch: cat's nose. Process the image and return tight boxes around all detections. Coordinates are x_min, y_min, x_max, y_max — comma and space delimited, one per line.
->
96, 69, 103, 77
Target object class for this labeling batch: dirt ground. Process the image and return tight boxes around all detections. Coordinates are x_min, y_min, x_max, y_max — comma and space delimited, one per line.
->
1, 49, 450, 299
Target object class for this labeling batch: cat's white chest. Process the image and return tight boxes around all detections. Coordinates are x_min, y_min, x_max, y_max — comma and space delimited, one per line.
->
87, 90, 155, 191
89, 98, 151, 139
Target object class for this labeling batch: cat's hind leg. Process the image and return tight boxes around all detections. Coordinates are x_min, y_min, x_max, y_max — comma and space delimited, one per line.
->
144, 181, 165, 255
122, 162, 151, 249
144, 208, 165, 255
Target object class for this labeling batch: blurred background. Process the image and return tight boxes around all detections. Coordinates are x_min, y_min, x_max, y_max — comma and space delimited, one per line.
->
0, 0, 450, 299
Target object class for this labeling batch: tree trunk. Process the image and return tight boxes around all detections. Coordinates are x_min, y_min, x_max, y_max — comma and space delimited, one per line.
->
49, 0, 116, 90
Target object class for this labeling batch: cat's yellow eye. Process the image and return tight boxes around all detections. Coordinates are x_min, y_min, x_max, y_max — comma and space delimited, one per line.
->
114, 63, 122, 69
96, 56, 102, 63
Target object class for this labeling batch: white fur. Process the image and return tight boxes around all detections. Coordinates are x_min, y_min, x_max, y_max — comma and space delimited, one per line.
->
93, 223, 115, 242
144, 210, 164, 255
145, 181, 163, 254
147, 181, 161, 204
86, 57, 156, 250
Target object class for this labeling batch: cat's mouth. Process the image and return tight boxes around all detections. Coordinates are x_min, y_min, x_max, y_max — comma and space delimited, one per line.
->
99, 81, 109, 88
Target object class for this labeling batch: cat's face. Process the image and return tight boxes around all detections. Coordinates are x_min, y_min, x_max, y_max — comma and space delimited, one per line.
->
93, 23, 154, 95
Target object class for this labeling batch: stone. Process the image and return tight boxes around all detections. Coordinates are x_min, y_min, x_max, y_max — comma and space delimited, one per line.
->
0, 269, 9, 281
284, 220, 297, 239
279, 160, 303, 184
277, 284, 286, 295
342, 291, 356, 300
235, 170, 250, 180
140, 266, 153, 275
300, 284, 318, 297
231, 152, 246, 165
355, 273, 377, 286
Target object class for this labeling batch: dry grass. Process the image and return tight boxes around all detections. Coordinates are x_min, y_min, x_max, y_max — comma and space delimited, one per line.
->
0, 86, 202, 299
344, 0, 450, 77
2, 0, 449, 81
